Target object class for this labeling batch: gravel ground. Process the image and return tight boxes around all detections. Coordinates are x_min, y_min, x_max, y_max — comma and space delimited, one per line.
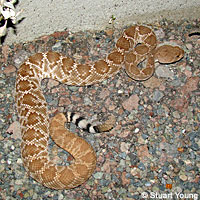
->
0, 19, 199, 200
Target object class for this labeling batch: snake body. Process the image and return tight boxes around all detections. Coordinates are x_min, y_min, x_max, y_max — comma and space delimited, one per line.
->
15, 25, 184, 189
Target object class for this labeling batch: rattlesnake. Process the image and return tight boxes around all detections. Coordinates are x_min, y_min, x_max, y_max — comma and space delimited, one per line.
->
15, 25, 184, 189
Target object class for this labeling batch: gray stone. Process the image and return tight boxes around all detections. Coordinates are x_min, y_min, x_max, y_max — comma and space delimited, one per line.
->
155, 65, 174, 79
152, 90, 164, 102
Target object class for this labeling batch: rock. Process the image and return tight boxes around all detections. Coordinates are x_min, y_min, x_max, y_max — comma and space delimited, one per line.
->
181, 77, 199, 96
120, 142, 131, 153
152, 90, 164, 102
138, 162, 146, 170
122, 94, 139, 111
142, 77, 163, 89
58, 194, 64, 200
7, 121, 21, 140
170, 79, 182, 87
102, 160, 111, 173
122, 171, 130, 185
179, 174, 188, 181
105, 29, 114, 36
2, 45, 9, 62
4, 65, 16, 74
134, 128, 140, 133
138, 135, 146, 144
184, 69, 192, 78
47, 79, 59, 88
59, 97, 71, 106
99, 88, 110, 99
119, 129, 131, 138
185, 43, 193, 50
93, 172, 103, 179
84, 97, 92, 105
14, 50, 29, 66
0, 134, 4, 141
145, 182, 152, 187
15, 179, 23, 185
17, 158, 23, 164
0, 165, 5, 173
155, 65, 174, 79
68, 86, 79, 92
130, 167, 141, 177
52, 41, 62, 51
137, 144, 152, 162
170, 96, 189, 112
173, 111, 181, 118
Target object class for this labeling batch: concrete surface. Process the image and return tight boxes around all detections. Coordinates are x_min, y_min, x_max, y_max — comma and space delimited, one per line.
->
3, 0, 200, 45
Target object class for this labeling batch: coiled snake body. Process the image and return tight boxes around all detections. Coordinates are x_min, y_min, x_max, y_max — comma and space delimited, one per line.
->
15, 25, 184, 189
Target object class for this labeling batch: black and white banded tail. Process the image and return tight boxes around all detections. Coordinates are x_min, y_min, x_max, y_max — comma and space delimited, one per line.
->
65, 112, 115, 133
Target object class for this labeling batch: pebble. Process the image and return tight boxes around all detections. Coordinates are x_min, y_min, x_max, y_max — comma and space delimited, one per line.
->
138, 135, 146, 144
4, 65, 16, 74
155, 65, 174, 79
134, 128, 140, 133
68, 86, 79, 92
179, 174, 188, 181
145, 182, 151, 187
93, 172, 104, 179
118, 89, 123, 94
84, 97, 92, 105
185, 43, 193, 50
52, 41, 62, 51
58, 194, 64, 200
17, 158, 23, 164
7, 159, 12, 164
170, 79, 182, 87
15, 179, 23, 185
138, 162, 146, 170
173, 111, 181, 118
152, 90, 164, 102
130, 167, 140, 176
122, 94, 139, 111
47, 79, 59, 88
120, 142, 131, 153
174, 186, 183, 193
0, 165, 5, 173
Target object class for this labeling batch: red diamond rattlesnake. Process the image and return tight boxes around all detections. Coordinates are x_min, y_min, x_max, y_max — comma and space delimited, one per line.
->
15, 25, 184, 189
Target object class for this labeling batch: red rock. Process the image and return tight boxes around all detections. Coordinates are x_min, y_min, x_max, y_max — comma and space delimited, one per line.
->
184, 69, 192, 78
102, 160, 111, 173
59, 97, 71, 106
105, 29, 114, 36
71, 95, 81, 102
108, 104, 116, 111
51, 31, 68, 38
137, 144, 152, 162
181, 77, 199, 95
7, 122, 21, 140
118, 129, 131, 138
2, 45, 9, 63
142, 77, 163, 89
47, 79, 59, 88
122, 171, 130, 185
105, 97, 116, 110
99, 88, 110, 99
122, 94, 139, 111
170, 96, 189, 112
4, 65, 16, 74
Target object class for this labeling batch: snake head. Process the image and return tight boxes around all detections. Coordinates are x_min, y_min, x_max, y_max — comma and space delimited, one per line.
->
155, 45, 184, 64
